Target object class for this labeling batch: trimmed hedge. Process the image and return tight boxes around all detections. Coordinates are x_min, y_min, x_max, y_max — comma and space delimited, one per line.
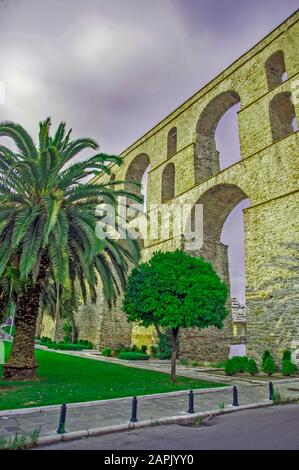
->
101, 347, 112, 357
41, 342, 87, 351
118, 352, 149, 361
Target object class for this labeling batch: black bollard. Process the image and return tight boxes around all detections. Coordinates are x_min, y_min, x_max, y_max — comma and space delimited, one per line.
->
188, 390, 195, 414
269, 381, 274, 400
232, 386, 239, 406
130, 396, 138, 422
57, 403, 67, 434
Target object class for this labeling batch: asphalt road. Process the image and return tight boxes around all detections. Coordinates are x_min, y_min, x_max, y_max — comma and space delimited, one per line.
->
36, 404, 299, 450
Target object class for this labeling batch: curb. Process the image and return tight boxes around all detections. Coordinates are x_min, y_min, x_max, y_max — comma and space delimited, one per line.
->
35, 400, 274, 448
0, 386, 231, 417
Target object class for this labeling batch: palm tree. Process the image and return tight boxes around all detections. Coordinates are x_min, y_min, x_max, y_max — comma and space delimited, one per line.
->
0, 118, 141, 379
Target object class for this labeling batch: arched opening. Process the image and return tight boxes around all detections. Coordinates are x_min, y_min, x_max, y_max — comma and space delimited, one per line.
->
265, 51, 287, 91
195, 91, 241, 183
125, 153, 150, 213
269, 92, 297, 142
181, 183, 250, 361
167, 127, 177, 158
161, 163, 175, 202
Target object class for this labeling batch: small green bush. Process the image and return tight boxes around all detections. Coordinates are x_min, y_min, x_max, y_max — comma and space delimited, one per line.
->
262, 350, 271, 366
101, 347, 112, 357
41, 336, 52, 343
78, 339, 93, 349
263, 356, 276, 376
225, 360, 236, 376
246, 358, 259, 376
230, 356, 248, 373
140, 345, 147, 354
282, 350, 292, 361
281, 359, 297, 376
118, 352, 149, 361
191, 360, 199, 367
131, 344, 138, 352
179, 358, 189, 366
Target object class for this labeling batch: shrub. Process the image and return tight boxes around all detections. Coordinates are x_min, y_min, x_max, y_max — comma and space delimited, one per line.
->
157, 331, 172, 359
179, 358, 189, 366
191, 361, 199, 367
281, 359, 297, 376
246, 358, 259, 375
150, 345, 158, 357
282, 350, 292, 361
262, 350, 271, 366
101, 347, 112, 357
78, 339, 93, 349
41, 336, 52, 343
230, 356, 248, 373
212, 360, 227, 369
263, 356, 276, 376
225, 360, 236, 376
118, 352, 149, 361
140, 345, 147, 354
42, 342, 87, 351
131, 344, 138, 352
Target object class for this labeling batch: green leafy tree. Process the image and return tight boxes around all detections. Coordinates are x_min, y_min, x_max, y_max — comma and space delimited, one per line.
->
0, 119, 141, 379
123, 250, 228, 382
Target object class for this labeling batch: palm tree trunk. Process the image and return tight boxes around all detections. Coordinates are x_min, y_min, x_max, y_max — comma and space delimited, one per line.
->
3, 285, 41, 379
3, 252, 49, 380
170, 327, 179, 383
53, 283, 60, 342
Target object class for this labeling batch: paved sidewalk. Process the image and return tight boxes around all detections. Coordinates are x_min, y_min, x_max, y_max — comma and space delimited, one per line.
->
1, 380, 299, 440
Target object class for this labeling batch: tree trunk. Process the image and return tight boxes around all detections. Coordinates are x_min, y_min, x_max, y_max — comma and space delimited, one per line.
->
170, 327, 179, 383
71, 318, 78, 344
3, 252, 49, 380
3, 284, 41, 380
53, 283, 60, 342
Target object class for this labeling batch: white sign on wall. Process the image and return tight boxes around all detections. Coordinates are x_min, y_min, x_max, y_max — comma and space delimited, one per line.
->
229, 344, 246, 359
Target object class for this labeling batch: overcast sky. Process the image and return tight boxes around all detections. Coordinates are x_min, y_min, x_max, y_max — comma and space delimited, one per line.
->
0, 0, 297, 303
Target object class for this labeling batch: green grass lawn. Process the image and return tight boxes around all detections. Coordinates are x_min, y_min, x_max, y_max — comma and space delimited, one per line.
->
0, 342, 225, 411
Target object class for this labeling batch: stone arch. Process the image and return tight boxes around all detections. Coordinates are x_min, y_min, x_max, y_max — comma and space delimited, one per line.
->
265, 50, 287, 91
181, 183, 250, 361
125, 153, 150, 215
269, 91, 297, 142
167, 127, 177, 158
195, 91, 241, 183
186, 184, 249, 279
161, 162, 175, 202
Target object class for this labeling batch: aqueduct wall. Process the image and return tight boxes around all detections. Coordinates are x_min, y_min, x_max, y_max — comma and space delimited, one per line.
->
43, 11, 299, 361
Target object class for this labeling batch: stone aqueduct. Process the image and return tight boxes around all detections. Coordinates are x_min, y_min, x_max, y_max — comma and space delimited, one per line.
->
43, 11, 299, 361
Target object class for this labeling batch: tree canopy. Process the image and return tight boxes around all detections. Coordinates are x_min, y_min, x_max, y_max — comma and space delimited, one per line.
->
123, 250, 229, 381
